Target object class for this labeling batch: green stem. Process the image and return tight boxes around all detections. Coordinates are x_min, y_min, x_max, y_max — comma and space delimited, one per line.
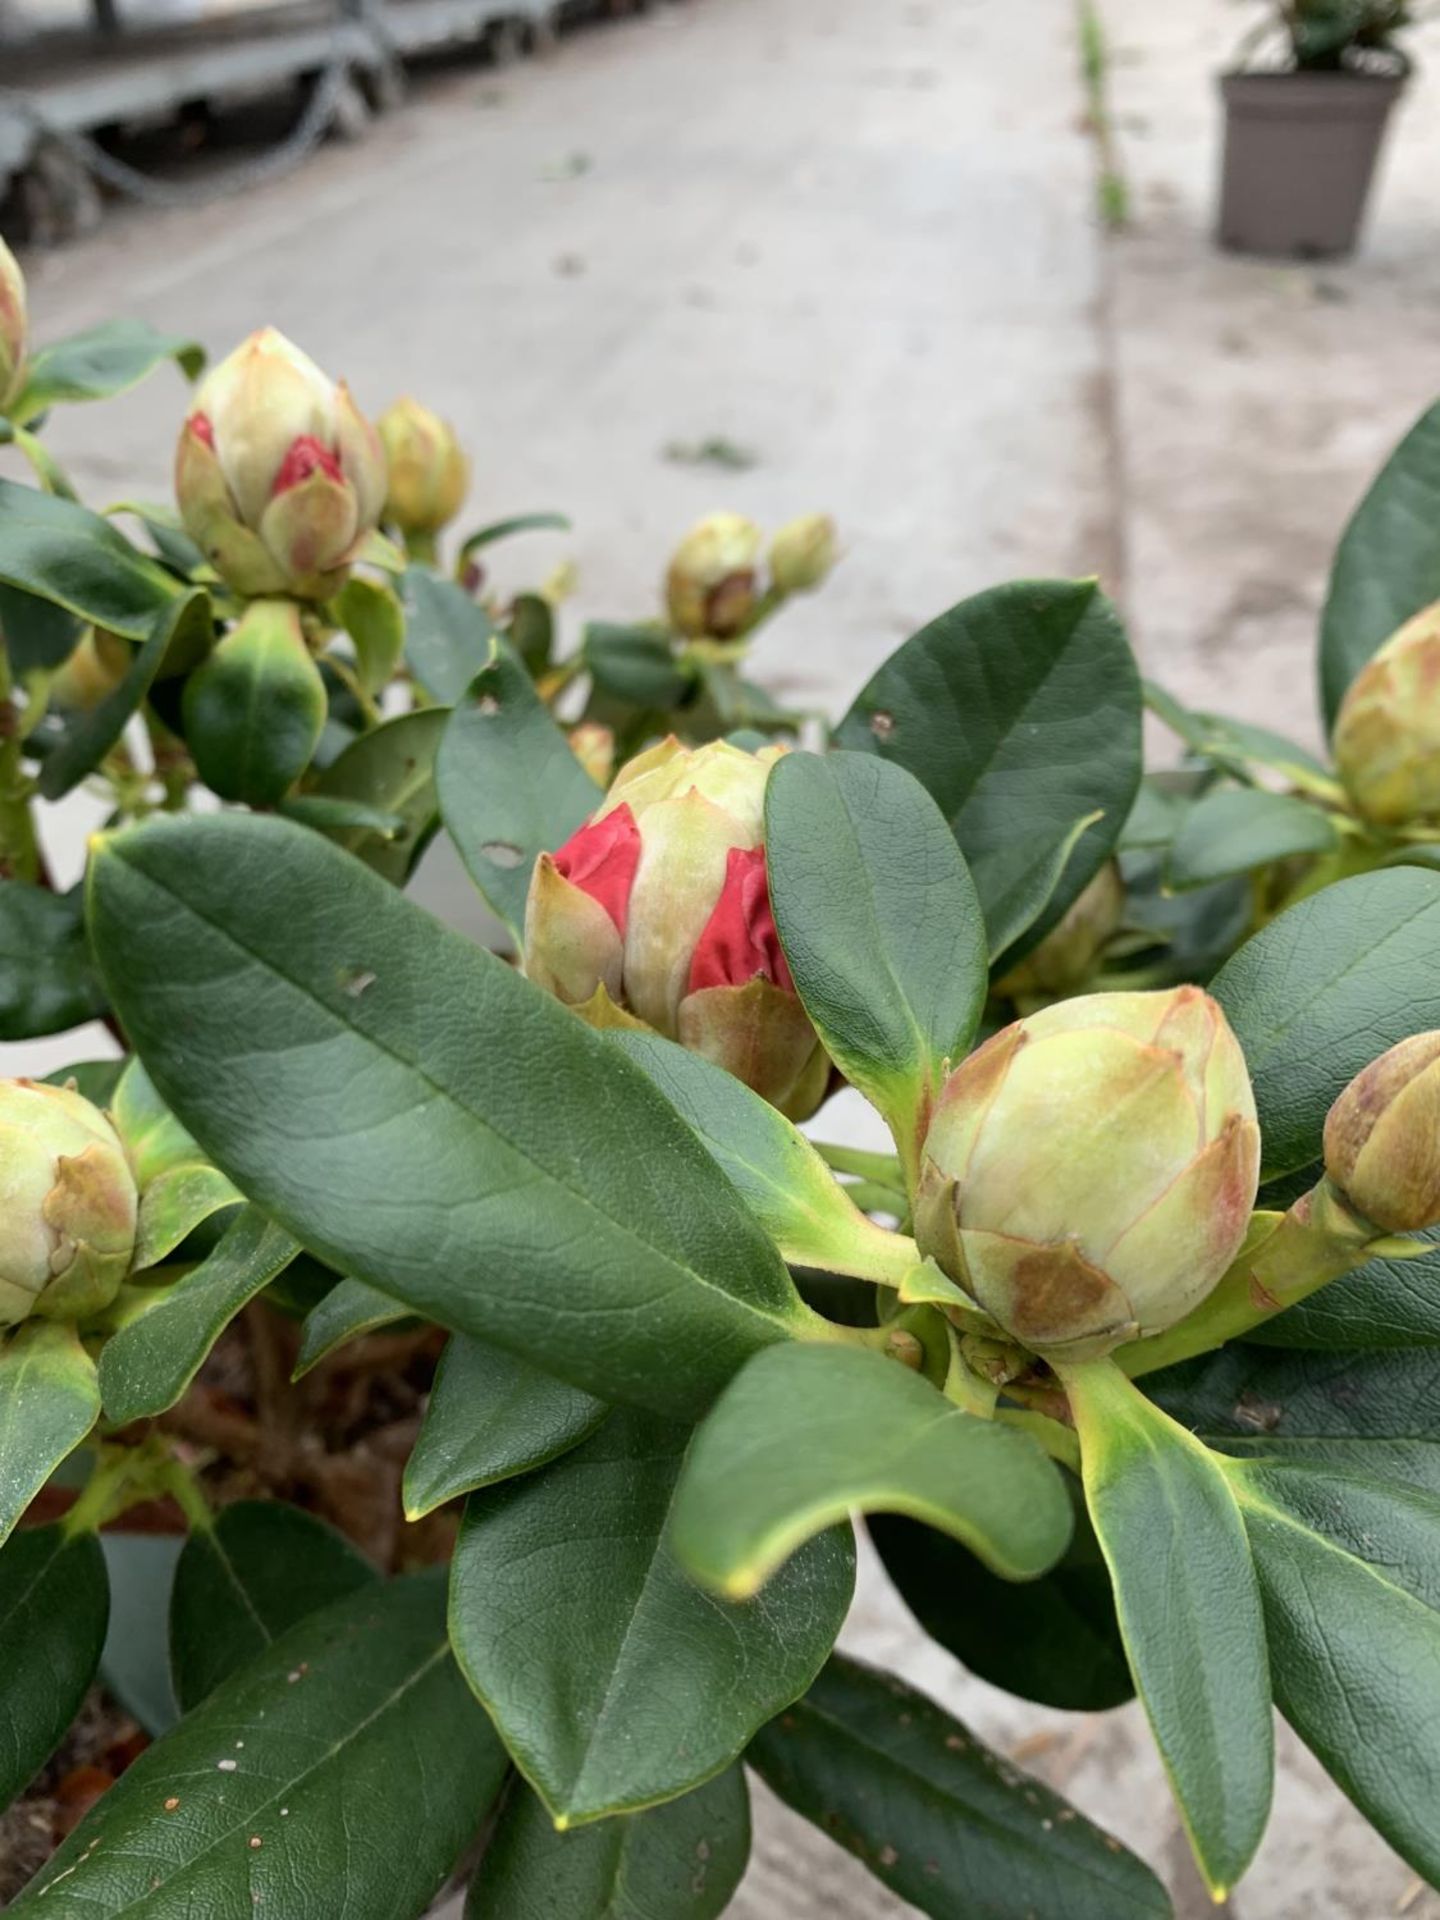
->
841, 1179, 910, 1220
62, 1436, 212, 1540
1120, 1177, 1389, 1378
408, 529, 439, 569
995, 1405, 1081, 1472
0, 641, 40, 884
813, 1141, 906, 1186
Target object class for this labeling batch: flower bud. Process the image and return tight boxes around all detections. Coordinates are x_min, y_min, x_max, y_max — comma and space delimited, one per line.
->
377, 396, 469, 537
915, 987, 1260, 1360
48, 631, 132, 713
0, 1079, 137, 1328
665, 513, 763, 639
769, 514, 836, 596
175, 327, 385, 602
994, 863, 1125, 999
524, 737, 828, 1119
0, 238, 27, 414
1323, 1032, 1440, 1232
569, 722, 615, 789
1333, 603, 1440, 826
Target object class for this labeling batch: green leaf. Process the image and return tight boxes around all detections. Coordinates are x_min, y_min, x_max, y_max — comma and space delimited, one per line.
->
0, 881, 105, 1039
980, 808, 1102, 962
170, 1499, 376, 1712
749, 1655, 1170, 1920
402, 564, 497, 703
0, 580, 82, 671
108, 499, 207, 576
133, 1160, 241, 1270
13, 319, 202, 419
1320, 397, 1440, 728
869, 1487, 1134, 1712
0, 477, 182, 638
609, 1030, 917, 1286
437, 647, 601, 940
183, 604, 326, 807
507, 591, 554, 675
97, 1207, 299, 1425
335, 575, 405, 695
1147, 1344, 1440, 1496
1144, 681, 1334, 786
1063, 1359, 1272, 1896
39, 588, 209, 801
10, 1570, 504, 1919
672, 1344, 1070, 1599
459, 509, 571, 557
0, 1525, 108, 1811
834, 579, 1142, 961
309, 706, 448, 884
279, 794, 407, 838
583, 622, 692, 708
0, 1323, 99, 1550
1211, 867, 1440, 1179
1230, 1460, 1440, 1885
1247, 1227, 1440, 1349
403, 1333, 606, 1519
42, 1058, 124, 1104
1166, 787, 1337, 891
449, 1407, 853, 1824
88, 812, 814, 1418
467, 1769, 749, 1920
293, 1276, 411, 1374
97, 1532, 180, 1735
765, 751, 986, 1171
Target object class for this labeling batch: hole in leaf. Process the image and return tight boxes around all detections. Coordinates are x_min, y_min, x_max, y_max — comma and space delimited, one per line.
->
339, 967, 377, 998
481, 841, 525, 869
870, 710, 895, 741
476, 694, 501, 716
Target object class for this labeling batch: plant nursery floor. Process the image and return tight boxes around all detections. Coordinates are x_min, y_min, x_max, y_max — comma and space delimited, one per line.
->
7, 0, 1440, 1913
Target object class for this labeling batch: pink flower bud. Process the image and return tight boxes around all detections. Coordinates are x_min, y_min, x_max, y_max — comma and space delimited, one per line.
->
524, 738, 827, 1118
174, 328, 384, 601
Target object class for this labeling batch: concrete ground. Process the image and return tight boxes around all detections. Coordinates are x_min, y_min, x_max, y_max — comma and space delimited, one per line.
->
6, 0, 1440, 1913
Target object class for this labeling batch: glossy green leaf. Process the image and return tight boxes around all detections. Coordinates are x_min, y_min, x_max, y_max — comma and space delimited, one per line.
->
437, 646, 601, 940
170, 1499, 376, 1712
981, 808, 1101, 962
1321, 398, 1440, 727
97, 1207, 299, 1425
1166, 787, 1337, 891
402, 564, 497, 703
88, 812, 813, 1418
13, 319, 202, 420
1247, 1227, 1440, 1349
1212, 867, 1440, 1179
1231, 1460, 1440, 1885
133, 1161, 240, 1270
0, 580, 82, 671
0, 1525, 108, 1811
0, 881, 104, 1039
97, 1532, 180, 1735
765, 751, 986, 1167
183, 605, 326, 806
468, 1769, 749, 1920
293, 1276, 410, 1374
870, 1486, 1133, 1712
609, 1030, 917, 1286
1064, 1359, 1272, 1896
1144, 680, 1333, 785
279, 794, 407, 837
749, 1655, 1170, 1920
459, 509, 571, 557
42, 1057, 124, 1104
335, 575, 405, 695
507, 591, 554, 675
450, 1407, 853, 1824
0, 1323, 99, 1550
309, 706, 448, 884
10, 1570, 504, 1919
1147, 1344, 1440, 1497
673, 1344, 1069, 1599
583, 623, 692, 708
39, 588, 208, 801
0, 477, 181, 638
112, 1055, 204, 1184
109, 499, 207, 576
834, 578, 1142, 959
403, 1333, 605, 1519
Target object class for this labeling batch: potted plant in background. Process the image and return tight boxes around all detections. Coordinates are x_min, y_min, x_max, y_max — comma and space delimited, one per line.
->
1218, 0, 1421, 257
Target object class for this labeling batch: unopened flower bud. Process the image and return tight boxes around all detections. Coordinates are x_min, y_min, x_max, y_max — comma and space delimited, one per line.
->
524, 737, 828, 1118
0, 238, 27, 414
377, 396, 468, 537
994, 863, 1125, 998
1334, 603, 1440, 826
0, 1079, 137, 1327
175, 327, 384, 602
915, 988, 1260, 1360
569, 722, 615, 789
665, 513, 763, 639
1323, 1032, 1440, 1232
769, 514, 836, 596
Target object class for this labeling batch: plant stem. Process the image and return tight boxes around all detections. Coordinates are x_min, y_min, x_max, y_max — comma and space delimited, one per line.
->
813, 1140, 906, 1185
0, 641, 40, 884
995, 1405, 1082, 1473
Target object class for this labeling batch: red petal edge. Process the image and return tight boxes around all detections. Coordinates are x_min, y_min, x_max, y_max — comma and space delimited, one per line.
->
271, 433, 343, 496
552, 803, 642, 937
688, 845, 794, 995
